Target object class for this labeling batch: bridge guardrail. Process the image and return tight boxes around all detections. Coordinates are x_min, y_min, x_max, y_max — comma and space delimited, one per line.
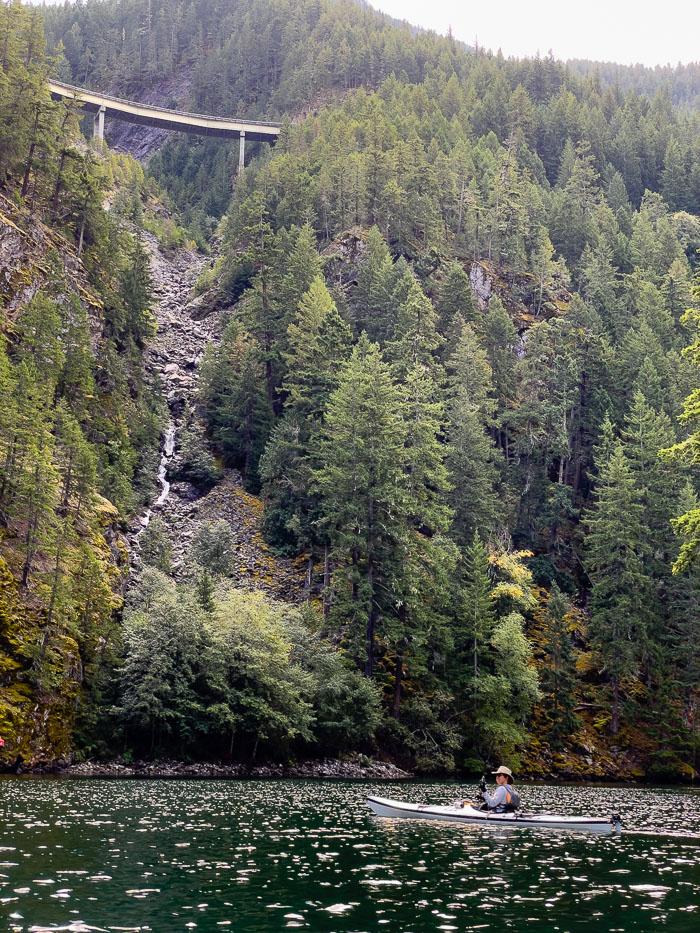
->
49, 80, 282, 131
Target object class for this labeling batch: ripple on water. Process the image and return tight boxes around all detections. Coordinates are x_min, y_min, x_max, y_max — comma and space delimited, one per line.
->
0, 778, 698, 932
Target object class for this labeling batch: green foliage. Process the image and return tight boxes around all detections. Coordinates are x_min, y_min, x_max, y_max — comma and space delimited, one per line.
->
661, 273, 700, 572
119, 569, 207, 749
114, 574, 381, 760
584, 444, 651, 734
446, 321, 501, 544
539, 584, 580, 747
175, 409, 222, 491
138, 517, 173, 574
0, 3, 171, 766
315, 335, 408, 674
448, 537, 540, 762
190, 521, 236, 577
3, 0, 698, 776
199, 319, 273, 487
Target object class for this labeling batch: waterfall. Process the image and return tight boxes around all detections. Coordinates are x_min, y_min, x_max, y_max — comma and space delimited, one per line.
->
155, 424, 176, 506
138, 424, 176, 528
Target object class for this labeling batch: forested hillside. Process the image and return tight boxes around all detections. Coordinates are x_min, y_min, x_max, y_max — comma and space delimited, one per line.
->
2, 0, 699, 779
0, 1, 172, 764
568, 60, 700, 111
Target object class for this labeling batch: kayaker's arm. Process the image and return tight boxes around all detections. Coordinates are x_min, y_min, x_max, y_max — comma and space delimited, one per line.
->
481, 785, 509, 809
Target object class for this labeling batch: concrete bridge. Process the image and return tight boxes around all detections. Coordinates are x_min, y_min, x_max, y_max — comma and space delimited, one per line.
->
48, 81, 281, 170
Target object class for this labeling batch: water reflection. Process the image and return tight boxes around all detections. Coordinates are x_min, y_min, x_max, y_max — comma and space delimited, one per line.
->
0, 778, 698, 932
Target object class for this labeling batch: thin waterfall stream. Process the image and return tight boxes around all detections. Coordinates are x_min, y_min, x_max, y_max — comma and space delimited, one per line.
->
154, 423, 176, 506
126, 232, 212, 562
137, 423, 177, 530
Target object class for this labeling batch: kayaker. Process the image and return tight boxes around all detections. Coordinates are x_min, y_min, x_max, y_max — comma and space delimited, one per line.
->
478, 765, 520, 812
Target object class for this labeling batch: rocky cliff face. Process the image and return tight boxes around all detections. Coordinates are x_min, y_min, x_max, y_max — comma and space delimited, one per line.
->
127, 233, 306, 602
104, 73, 194, 160
0, 191, 103, 344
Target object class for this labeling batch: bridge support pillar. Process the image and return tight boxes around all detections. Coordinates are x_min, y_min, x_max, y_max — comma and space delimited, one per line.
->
93, 106, 106, 141
238, 131, 246, 173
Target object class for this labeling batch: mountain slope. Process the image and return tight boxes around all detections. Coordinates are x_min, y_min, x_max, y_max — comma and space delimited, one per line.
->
1, 0, 698, 778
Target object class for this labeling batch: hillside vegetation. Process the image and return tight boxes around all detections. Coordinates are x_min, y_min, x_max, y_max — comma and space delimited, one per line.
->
1, 0, 699, 778
0, 1, 166, 764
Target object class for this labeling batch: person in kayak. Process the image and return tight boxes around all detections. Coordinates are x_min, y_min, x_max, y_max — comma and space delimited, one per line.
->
478, 766, 520, 812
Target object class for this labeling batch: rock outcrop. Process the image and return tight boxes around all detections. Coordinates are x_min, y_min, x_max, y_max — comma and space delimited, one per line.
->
0, 190, 103, 342
60, 754, 412, 780
127, 233, 307, 602
104, 73, 194, 161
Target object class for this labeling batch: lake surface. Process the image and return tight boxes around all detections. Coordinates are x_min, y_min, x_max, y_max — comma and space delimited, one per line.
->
0, 778, 698, 932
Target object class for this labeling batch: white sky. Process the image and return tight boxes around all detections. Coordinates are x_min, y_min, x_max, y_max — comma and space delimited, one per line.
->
368, 0, 699, 67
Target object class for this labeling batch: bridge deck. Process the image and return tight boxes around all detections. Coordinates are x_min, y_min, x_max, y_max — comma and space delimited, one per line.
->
48, 81, 281, 143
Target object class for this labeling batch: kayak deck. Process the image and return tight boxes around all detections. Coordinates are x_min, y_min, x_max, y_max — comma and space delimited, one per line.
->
367, 795, 622, 833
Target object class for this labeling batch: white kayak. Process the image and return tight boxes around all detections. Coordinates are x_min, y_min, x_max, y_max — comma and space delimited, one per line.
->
367, 795, 622, 833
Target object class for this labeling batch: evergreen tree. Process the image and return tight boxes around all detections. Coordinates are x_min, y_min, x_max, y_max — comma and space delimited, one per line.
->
452, 533, 496, 718
235, 190, 282, 405
540, 583, 580, 747
386, 279, 443, 378
482, 298, 518, 458
118, 234, 155, 347
282, 277, 351, 421
660, 137, 689, 211
352, 225, 392, 339
445, 321, 501, 544
584, 443, 651, 734
199, 321, 272, 486
275, 223, 323, 371
139, 516, 173, 574
315, 336, 407, 676
437, 260, 477, 338
262, 276, 351, 556
664, 483, 700, 730
661, 273, 700, 571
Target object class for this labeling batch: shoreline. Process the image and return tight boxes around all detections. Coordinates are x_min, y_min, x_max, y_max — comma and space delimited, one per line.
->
7, 756, 413, 780
4, 758, 696, 786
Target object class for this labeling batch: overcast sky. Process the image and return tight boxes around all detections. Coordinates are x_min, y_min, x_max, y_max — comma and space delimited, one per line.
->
368, 0, 699, 67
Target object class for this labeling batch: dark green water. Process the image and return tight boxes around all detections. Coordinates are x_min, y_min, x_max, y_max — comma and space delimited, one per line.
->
0, 778, 698, 932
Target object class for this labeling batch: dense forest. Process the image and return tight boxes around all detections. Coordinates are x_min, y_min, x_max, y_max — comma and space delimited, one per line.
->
0, 1, 171, 761
1, 0, 699, 779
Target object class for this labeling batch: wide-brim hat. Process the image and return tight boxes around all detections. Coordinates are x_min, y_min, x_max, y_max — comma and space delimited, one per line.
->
492, 766, 513, 778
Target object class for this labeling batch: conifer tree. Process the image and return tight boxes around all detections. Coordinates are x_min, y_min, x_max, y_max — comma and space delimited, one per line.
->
453, 540, 540, 759
621, 390, 679, 575
453, 532, 496, 716
540, 583, 580, 747
437, 261, 477, 338
195, 571, 216, 614
283, 277, 351, 421
664, 483, 700, 729
119, 234, 155, 347
262, 276, 351, 555
400, 365, 450, 534
275, 223, 323, 367
482, 298, 517, 458
445, 321, 501, 544
353, 225, 392, 337
199, 321, 272, 485
660, 137, 689, 211
660, 273, 700, 571
386, 280, 443, 378
316, 335, 407, 676
235, 190, 282, 404
584, 443, 650, 733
